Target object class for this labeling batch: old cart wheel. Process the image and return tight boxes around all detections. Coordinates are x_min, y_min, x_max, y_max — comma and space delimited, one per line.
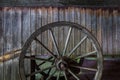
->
19, 21, 103, 80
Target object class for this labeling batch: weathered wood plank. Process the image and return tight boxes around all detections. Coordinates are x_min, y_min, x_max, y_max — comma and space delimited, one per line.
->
52, 7, 60, 53
58, 7, 66, 54
96, 9, 102, 47
47, 7, 53, 52
112, 10, 118, 55
116, 10, 120, 55
80, 8, 86, 54
65, 7, 71, 54
52, 7, 59, 54
11, 8, 21, 80
30, 8, 37, 55
41, 7, 48, 55
64, 7, 69, 22
70, 7, 75, 54
91, 9, 97, 52
102, 10, 108, 55
21, 8, 31, 78
3, 7, 13, 80
36, 8, 42, 54
0, 8, 4, 80
86, 9, 92, 53
21, 8, 31, 45
74, 8, 81, 55
107, 11, 113, 55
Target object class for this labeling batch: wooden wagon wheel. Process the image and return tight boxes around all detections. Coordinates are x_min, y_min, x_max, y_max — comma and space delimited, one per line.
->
19, 21, 103, 80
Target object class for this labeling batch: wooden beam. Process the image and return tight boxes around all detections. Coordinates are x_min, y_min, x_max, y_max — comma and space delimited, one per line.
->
0, 49, 21, 62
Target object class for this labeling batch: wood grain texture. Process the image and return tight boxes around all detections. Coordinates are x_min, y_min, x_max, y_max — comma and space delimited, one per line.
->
0, 8, 4, 80
11, 8, 18, 80
3, 8, 13, 80
80, 8, 86, 54
102, 10, 108, 55
112, 10, 118, 55
21, 8, 31, 79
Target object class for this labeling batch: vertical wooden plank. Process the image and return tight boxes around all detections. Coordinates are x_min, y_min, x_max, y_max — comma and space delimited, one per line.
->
74, 7, 81, 55
69, 7, 75, 23
12, 8, 22, 50
3, 7, 13, 80
59, 7, 64, 21
96, 9, 102, 48
56, 7, 62, 53
74, 7, 81, 24
11, 8, 21, 80
58, 7, 66, 53
52, 7, 60, 53
30, 8, 37, 55
15, 8, 22, 80
11, 8, 16, 80
112, 10, 118, 55
101, 10, 108, 55
30, 9, 37, 79
41, 7, 48, 55
91, 9, 97, 52
67, 7, 74, 53
86, 9, 92, 53
21, 8, 31, 45
41, 7, 48, 26
91, 10, 97, 37
70, 7, 75, 51
0, 8, 4, 80
47, 7, 53, 24
47, 7, 53, 52
80, 8, 86, 54
53, 7, 60, 53
21, 8, 31, 79
65, 7, 71, 53
52, 7, 59, 22
80, 8, 86, 27
105, 10, 109, 55
116, 10, 120, 55
64, 7, 69, 22
36, 8, 42, 54
0, 8, 3, 56
107, 10, 113, 55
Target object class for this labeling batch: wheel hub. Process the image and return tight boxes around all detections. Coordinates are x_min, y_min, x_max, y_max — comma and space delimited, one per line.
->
56, 57, 68, 71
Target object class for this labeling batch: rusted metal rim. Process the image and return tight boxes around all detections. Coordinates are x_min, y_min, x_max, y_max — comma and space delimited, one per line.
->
19, 21, 103, 80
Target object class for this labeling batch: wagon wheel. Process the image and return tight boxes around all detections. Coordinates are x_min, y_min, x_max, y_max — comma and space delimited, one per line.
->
19, 21, 103, 80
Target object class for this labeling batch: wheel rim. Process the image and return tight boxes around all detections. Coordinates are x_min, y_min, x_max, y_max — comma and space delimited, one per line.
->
19, 21, 103, 80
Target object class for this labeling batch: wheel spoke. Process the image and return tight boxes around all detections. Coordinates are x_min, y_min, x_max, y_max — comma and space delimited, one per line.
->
68, 69, 80, 80
68, 35, 87, 57
37, 57, 53, 67
63, 71, 68, 80
47, 58, 55, 75
75, 51, 97, 59
57, 71, 61, 80
49, 29, 60, 56
24, 56, 53, 62
26, 65, 55, 77
34, 62, 48, 76
46, 69, 57, 80
63, 27, 72, 56
71, 65, 97, 72
34, 37, 56, 58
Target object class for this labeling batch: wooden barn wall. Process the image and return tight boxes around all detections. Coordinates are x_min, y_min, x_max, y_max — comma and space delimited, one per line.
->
0, 7, 119, 80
